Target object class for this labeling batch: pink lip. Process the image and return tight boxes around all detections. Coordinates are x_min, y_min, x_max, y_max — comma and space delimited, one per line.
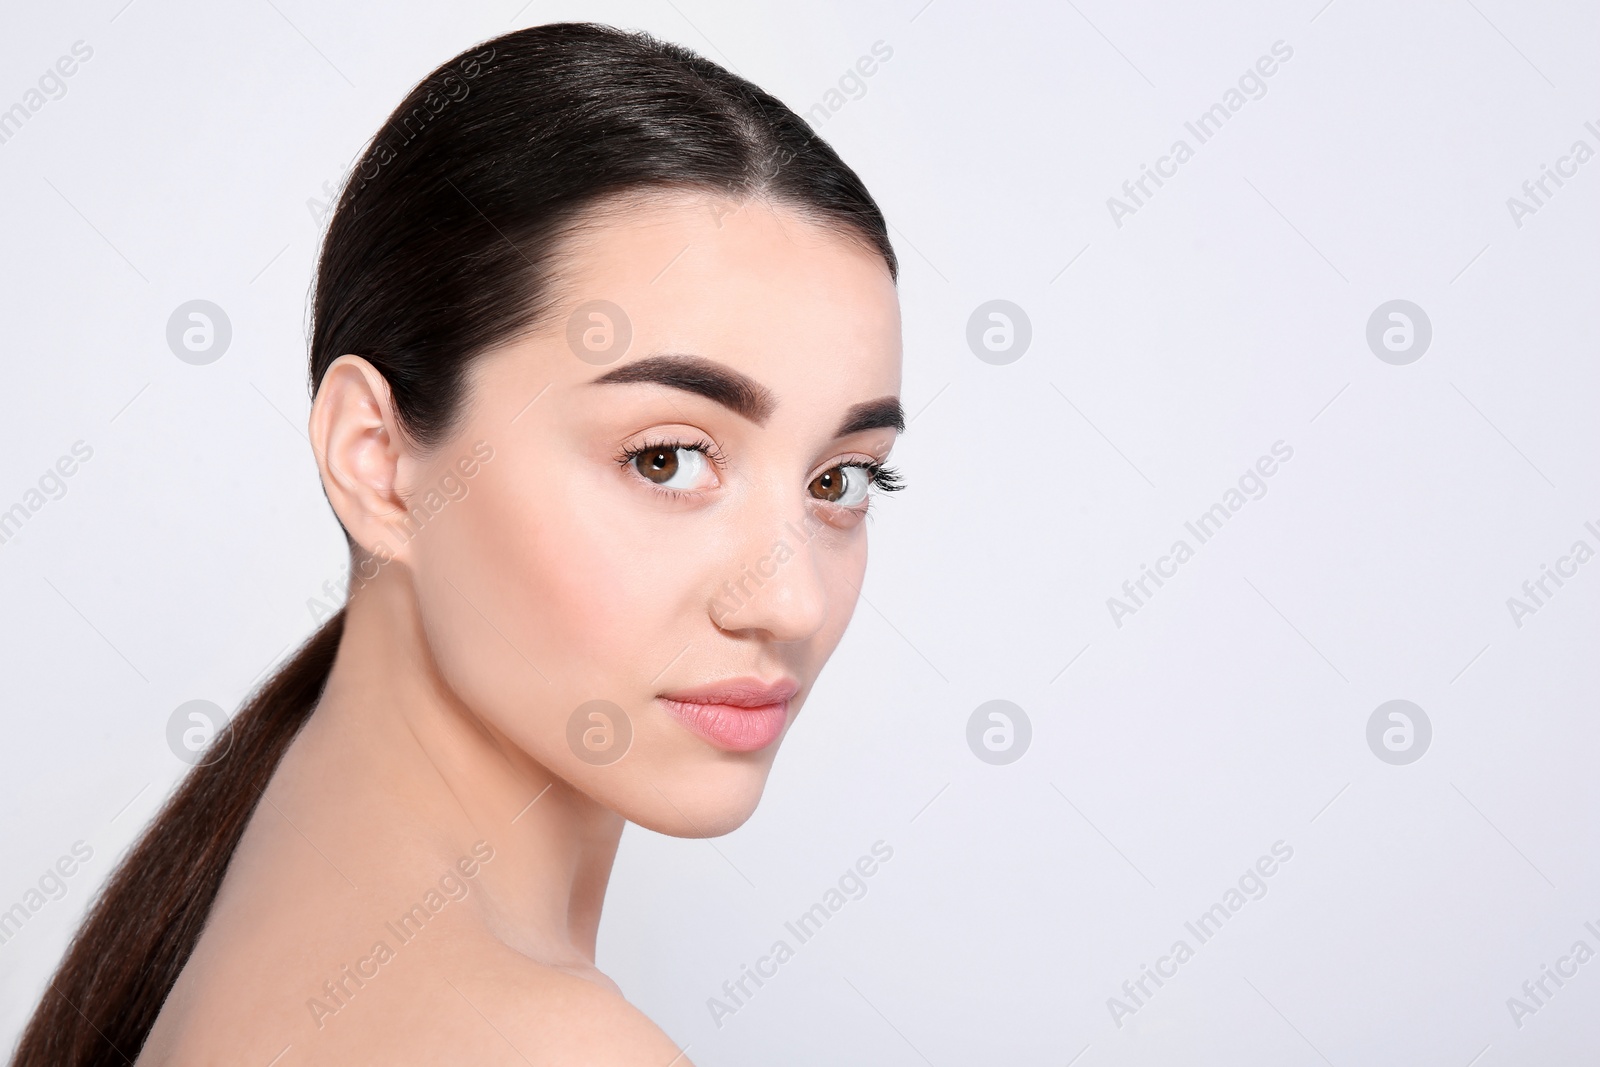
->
658, 676, 799, 753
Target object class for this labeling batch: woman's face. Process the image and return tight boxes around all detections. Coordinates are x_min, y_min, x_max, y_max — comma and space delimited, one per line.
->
385, 191, 902, 835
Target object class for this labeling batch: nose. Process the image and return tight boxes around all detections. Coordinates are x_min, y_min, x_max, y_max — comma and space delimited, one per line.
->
709, 508, 831, 644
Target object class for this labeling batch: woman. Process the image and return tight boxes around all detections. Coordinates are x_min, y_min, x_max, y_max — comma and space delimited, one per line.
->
14, 22, 905, 1065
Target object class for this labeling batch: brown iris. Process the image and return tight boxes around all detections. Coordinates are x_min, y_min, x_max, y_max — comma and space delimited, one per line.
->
636, 448, 679, 484
810, 466, 848, 502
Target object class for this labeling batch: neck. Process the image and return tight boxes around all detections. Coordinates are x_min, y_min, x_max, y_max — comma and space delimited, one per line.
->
290, 558, 623, 970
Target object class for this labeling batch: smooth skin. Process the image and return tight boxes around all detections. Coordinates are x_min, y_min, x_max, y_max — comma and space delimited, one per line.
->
134, 190, 903, 1065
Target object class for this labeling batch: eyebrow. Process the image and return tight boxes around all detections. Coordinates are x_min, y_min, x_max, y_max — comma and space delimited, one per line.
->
834, 395, 905, 437
588, 353, 904, 437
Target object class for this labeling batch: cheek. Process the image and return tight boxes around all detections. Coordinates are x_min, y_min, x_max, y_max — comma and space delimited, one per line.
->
440, 486, 627, 665
826, 534, 869, 638
411, 457, 707, 703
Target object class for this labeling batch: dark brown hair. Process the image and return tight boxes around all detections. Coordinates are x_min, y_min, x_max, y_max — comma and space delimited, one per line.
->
12, 21, 894, 1065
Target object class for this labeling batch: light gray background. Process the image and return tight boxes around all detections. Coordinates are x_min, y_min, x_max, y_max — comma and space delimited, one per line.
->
3, 1, 1597, 1063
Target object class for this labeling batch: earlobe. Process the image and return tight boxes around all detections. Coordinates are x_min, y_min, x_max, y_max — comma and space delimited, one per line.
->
309, 355, 416, 561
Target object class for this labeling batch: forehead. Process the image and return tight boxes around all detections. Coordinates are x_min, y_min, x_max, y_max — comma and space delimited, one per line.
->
545, 190, 902, 400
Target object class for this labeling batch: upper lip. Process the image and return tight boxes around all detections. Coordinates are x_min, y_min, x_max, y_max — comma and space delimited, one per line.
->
659, 676, 799, 708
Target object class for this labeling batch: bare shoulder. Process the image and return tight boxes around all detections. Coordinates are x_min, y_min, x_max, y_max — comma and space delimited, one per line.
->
432, 936, 695, 1067
243, 933, 693, 1065
147, 901, 692, 1066
140, 837, 690, 1065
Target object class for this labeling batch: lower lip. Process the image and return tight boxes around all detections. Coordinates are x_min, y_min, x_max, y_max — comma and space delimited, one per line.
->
658, 697, 791, 753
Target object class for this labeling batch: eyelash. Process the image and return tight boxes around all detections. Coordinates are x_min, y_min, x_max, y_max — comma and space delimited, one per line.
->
614, 437, 906, 505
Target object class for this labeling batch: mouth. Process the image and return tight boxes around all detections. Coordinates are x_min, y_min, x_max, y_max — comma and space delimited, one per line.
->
657, 676, 800, 753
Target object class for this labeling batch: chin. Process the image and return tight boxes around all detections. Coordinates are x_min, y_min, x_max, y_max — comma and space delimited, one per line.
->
613, 757, 775, 839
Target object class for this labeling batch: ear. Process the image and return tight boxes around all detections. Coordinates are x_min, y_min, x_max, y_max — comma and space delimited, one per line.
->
308, 355, 420, 564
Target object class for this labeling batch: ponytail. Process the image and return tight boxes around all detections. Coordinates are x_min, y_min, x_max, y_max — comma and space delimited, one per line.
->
10, 610, 345, 1066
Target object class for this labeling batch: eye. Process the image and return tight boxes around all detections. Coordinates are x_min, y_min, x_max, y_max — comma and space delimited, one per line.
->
809, 464, 875, 507
812, 460, 902, 508
621, 440, 721, 492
